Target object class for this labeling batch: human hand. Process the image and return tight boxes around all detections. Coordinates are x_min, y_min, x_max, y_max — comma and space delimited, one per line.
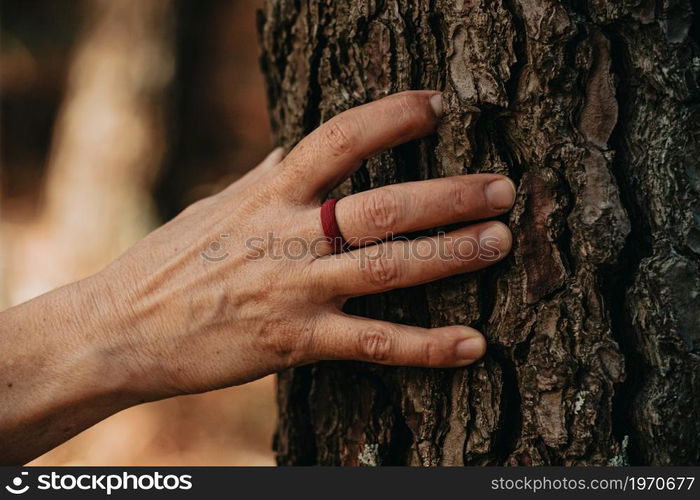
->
97, 90, 516, 399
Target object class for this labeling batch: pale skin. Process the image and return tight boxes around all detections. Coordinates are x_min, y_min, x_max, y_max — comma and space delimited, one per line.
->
0, 91, 516, 465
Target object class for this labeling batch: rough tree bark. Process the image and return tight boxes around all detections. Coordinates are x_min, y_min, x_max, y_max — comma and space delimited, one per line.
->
258, 0, 700, 465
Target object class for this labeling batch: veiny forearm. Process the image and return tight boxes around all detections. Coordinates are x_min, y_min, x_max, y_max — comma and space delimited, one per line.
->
0, 275, 143, 464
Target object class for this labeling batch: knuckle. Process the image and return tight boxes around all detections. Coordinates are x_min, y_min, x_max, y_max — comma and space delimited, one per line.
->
394, 94, 413, 121
261, 328, 295, 360
177, 196, 214, 218
422, 339, 438, 366
450, 181, 472, 215
444, 233, 478, 263
391, 93, 423, 132
363, 254, 401, 287
323, 118, 356, 156
363, 190, 400, 233
258, 318, 308, 367
359, 328, 393, 362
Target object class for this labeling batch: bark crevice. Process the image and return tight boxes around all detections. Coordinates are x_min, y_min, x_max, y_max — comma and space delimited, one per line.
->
599, 21, 652, 466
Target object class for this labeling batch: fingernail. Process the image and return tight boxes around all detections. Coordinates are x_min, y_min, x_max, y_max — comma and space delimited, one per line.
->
485, 178, 516, 210
429, 93, 443, 118
455, 336, 485, 360
479, 222, 512, 254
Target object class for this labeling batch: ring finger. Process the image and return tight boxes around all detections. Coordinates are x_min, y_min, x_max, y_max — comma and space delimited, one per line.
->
333, 173, 515, 248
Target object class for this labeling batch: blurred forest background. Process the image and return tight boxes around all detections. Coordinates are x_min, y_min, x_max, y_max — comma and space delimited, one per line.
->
0, 0, 276, 464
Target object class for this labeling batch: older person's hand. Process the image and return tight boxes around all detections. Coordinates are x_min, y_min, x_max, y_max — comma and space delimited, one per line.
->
0, 91, 515, 463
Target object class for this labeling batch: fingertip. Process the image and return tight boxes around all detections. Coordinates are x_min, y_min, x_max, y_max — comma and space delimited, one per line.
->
429, 93, 443, 118
485, 177, 516, 211
479, 221, 512, 257
454, 328, 487, 363
384, 90, 443, 125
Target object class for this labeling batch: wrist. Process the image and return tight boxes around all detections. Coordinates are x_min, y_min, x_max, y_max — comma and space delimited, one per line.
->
50, 275, 145, 408
86, 262, 186, 402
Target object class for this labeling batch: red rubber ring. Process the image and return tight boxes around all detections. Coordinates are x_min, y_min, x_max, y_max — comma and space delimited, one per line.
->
320, 198, 346, 253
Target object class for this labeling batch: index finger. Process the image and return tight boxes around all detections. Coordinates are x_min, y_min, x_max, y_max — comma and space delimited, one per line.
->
277, 90, 443, 202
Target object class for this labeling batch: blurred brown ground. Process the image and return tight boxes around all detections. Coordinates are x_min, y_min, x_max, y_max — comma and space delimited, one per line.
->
1, 0, 277, 465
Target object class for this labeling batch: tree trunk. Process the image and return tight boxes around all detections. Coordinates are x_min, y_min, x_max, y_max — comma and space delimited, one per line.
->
258, 0, 700, 466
